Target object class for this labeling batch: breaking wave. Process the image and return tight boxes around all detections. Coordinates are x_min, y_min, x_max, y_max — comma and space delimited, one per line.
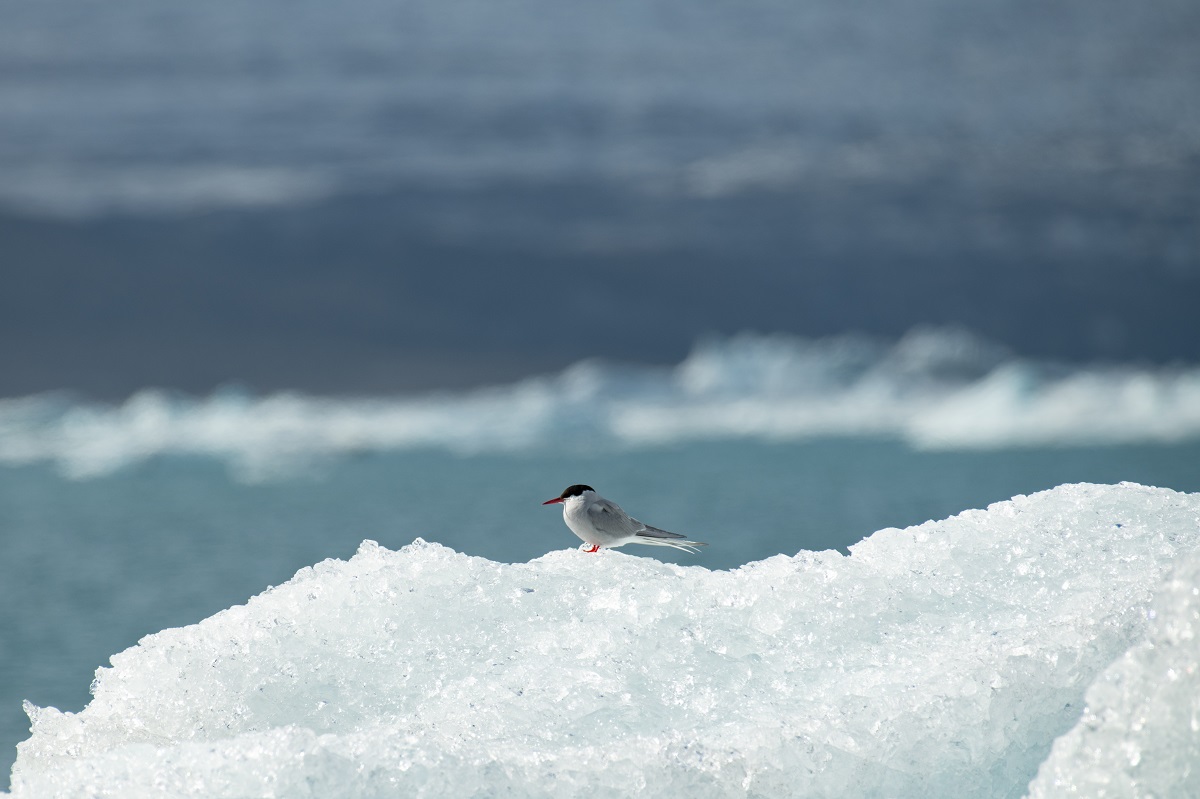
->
2, 328, 1199, 480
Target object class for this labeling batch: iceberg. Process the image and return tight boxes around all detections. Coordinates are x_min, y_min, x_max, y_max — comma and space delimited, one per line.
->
7, 483, 1199, 798
1026, 541, 1200, 797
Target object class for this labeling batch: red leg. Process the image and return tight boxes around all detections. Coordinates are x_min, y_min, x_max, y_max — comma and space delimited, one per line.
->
584, 544, 600, 553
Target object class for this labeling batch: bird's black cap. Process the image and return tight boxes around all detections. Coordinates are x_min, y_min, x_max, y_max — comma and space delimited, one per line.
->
559, 484, 594, 498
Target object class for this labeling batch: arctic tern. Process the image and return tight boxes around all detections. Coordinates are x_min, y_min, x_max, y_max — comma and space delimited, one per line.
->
542, 484, 706, 554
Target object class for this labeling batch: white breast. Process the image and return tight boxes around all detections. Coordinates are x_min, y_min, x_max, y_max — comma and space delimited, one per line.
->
562, 496, 601, 544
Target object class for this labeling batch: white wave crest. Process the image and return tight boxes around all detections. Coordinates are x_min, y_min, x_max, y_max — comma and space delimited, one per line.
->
2, 329, 1199, 480
0, 165, 336, 218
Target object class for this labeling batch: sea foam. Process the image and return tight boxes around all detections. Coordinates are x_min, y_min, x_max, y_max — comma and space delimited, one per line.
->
2, 329, 1199, 482
7, 483, 1199, 797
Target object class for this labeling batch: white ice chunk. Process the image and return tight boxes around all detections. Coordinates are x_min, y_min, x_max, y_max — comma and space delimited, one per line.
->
1025, 548, 1200, 797
7, 483, 1199, 798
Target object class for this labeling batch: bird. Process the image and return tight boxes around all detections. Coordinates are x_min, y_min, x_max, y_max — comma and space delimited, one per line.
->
541, 484, 706, 554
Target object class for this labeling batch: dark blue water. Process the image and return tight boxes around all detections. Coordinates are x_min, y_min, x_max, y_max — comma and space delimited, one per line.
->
3, 0, 1197, 213
2, 0, 1199, 398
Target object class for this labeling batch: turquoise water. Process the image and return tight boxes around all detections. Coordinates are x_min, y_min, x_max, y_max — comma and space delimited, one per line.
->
2, 438, 1198, 785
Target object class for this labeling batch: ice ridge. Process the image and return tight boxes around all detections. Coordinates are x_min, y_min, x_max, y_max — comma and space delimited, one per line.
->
7, 483, 1200, 797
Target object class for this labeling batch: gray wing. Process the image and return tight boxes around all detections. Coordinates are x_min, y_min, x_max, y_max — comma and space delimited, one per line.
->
585, 498, 643, 539
633, 523, 689, 540
587, 498, 707, 552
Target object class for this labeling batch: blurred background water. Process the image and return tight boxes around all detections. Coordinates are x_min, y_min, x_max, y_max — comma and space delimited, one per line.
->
3, 0, 1199, 394
2, 0, 1199, 787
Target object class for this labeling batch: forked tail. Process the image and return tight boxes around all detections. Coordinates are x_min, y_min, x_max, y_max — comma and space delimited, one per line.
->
635, 527, 707, 554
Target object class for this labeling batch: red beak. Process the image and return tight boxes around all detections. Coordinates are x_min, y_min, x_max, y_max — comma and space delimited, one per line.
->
542, 497, 564, 505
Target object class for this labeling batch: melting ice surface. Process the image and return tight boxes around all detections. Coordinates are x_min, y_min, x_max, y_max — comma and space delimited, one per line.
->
7, 483, 1199, 798
3, 329, 1200, 482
